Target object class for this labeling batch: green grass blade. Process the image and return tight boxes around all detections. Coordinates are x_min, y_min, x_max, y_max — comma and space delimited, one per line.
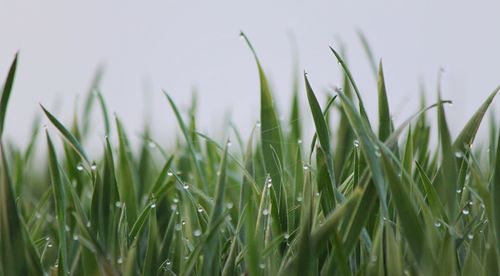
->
40, 105, 91, 165
453, 86, 499, 151
240, 31, 287, 234
305, 74, 341, 207
377, 61, 392, 141
0, 53, 18, 138
330, 46, 371, 128
46, 131, 69, 275
163, 91, 208, 192
202, 140, 229, 275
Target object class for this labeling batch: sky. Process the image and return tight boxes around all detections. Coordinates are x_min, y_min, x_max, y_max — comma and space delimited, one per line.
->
1, 1, 499, 149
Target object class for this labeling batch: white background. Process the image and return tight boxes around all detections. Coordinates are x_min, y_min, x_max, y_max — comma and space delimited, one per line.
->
1, 1, 499, 149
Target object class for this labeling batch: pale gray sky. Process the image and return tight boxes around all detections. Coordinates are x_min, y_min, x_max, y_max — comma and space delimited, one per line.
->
1, 1, 499, 148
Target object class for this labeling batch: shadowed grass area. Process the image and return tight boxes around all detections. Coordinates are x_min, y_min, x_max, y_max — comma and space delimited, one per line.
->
1, 34, 500, 275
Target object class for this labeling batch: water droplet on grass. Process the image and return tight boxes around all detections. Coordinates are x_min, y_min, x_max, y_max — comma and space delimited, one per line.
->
434, 221, 441, 228
91, 164, 97, 171
462, 209, 470, 215
193, 229, 202, 237
76, 164, 84, 171
150, 203, 156, 209
262, 209, 270, 216
117, 257, 123, 264
467, 234, 474, 240
353, 140, 360, 148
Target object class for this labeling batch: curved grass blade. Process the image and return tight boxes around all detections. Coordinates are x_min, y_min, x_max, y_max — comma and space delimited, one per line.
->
453, 86, 500, 151
330, 46, 371, 128
40, 105, 90, 165
240, 31, 287, 233
0, 53, 18, 138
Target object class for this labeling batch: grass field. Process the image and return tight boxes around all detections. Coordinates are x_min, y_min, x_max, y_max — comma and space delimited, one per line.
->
1, 34, 500, 275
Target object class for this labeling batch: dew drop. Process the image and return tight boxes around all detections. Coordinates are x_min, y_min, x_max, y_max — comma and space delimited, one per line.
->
227, 140, 232, 147
91, 164, 97, 171
262, 209, 270, 216
197, 207, 203, 213
296, 196, 303, 202
181, 220, 186, 226
148, 142, 156, 148
170, 204, 177, 210
173, 198, 179, 203
167, 171, 173, 176
226, 202, 234, 209
193, 229, 202, 237
65, 225, 70, 232
76, 164, 84, 171
86, 222, 91, 228
297, 139, 302, 144
284, 233, 290, 240
73, 234, 79, 241
353, 140, 360, 148
182, 184, 189, 190
467, 234, 474, 240
150, 203, 156, 209
434, 221, 441, 228
47, 243, 53, 248
115, 201, 123, 208
117, 257, 123, 264
259, 263, 265, 269
256, 121, 261, 128
454, 151, 464, 158
462, 209, 470, 215
456, 188, 462, 194
35, 212, 42, 219
174, 224, 182, 231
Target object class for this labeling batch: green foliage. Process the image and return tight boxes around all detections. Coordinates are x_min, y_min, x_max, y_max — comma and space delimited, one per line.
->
1, 37, 499, 276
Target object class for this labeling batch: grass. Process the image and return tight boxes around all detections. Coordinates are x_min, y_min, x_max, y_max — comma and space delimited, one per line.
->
1, 34, 500, 275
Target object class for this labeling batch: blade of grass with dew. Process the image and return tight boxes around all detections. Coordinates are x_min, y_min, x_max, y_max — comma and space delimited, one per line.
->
115, 116, 139, 226
202, 140, 229, 275
40, 105, 91, 166
46, 131, 69, 276
305, 73, 341, 209
336, 91, 388, 216
240, 31, 287, 234
436, 91, 458, 223
330, 46, 371, 128
381, 152, 429, 264
0, 53, 43, 275
163, 91, 209, 193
